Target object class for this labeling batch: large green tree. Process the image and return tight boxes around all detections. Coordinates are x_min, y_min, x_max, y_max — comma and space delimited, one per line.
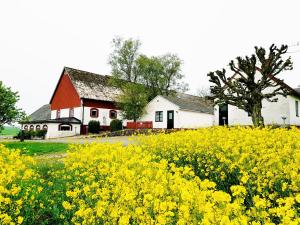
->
108, 37, 188, 99
109, 37, 188, 121
108, 36, 141, 84
116, 83, 148, 122
208, 44, 293, 127
137, 54, 188, 100
0, 81, 25, 130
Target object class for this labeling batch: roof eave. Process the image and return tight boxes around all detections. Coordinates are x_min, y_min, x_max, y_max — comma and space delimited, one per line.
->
179, 108, 214, 115
22, 117, 82, 124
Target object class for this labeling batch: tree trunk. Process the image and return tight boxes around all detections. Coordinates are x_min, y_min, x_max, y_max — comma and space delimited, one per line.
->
251, 101, 264, 127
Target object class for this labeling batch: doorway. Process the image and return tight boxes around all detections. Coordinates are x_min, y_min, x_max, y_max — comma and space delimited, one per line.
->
219, 104, 228, 125
167, 110, 174, 129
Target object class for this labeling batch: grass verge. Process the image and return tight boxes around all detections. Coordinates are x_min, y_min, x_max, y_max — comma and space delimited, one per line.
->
0, 141, 69, 156
0, 126, 20, 136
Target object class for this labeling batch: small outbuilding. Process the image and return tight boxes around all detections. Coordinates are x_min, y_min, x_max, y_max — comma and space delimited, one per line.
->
140, 93, 214, 129
21, 104, 81, 139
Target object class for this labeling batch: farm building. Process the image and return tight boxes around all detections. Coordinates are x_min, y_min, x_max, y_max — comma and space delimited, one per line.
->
140, 93, 214, 129
21, 66, 300, 138
22, 67, 213, 138
22, 67, 122, 138
214, 76, 300, 126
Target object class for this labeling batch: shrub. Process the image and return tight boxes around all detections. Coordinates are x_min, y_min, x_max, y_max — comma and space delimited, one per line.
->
16, 129, 47, 140
88, 120, 100, 134
16, 130, 33, 140
35, 129, 47, 139
110, 119, 123, 132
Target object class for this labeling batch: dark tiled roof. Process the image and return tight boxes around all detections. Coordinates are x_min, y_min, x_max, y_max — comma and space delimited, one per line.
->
23, 117, 81, 124
268, 76, 300, 99
29, 104, 51, 121
163, 93, 214, 114
65, 67, 120, 101
229, 73, 300, 99
48, 117, 81, 124
294, 87, 300, 93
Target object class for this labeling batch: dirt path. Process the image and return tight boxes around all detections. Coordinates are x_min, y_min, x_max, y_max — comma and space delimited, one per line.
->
32, 136, 139, 160
34, 152, 67, 160
31, 135, 135, 145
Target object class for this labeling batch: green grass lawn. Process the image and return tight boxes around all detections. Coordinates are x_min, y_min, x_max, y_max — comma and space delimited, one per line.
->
0, 142, 69, 156
0, 126, 20, 136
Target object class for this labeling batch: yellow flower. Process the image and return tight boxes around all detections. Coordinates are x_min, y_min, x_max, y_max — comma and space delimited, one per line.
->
1, 126, 300, 224
295, 194, 300, 203
37, 186, 43, 193
62, 201, 72, 210
17, 216, 24, 224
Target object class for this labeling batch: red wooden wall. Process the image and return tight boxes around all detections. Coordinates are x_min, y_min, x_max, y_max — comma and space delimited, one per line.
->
50, 73, 81, 110
127, 121, 153, 129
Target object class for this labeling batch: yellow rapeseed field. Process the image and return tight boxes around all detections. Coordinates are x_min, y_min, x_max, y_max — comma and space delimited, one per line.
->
0, 126, 299, 224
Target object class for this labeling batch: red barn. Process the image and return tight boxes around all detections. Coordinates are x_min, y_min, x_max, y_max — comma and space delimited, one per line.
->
22, 67, 123, 138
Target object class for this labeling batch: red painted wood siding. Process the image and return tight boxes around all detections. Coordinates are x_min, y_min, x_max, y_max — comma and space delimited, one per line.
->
51, 74, 81, 110
127, 121, 153, 129
83, 99, 118, 109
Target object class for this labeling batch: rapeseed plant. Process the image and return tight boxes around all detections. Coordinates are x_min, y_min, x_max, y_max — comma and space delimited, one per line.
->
1, 126, 300, 224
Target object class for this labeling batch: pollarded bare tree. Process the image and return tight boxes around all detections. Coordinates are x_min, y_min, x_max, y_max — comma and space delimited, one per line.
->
208, 44, 293, 127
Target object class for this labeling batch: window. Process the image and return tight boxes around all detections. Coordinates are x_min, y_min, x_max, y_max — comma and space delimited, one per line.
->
29, 125, 34, 131
42, 125, 48, 131
36, 125, 41, 131
24, 125, 28, 131
90, 108, 99, 118
296, 101, 299, 117
109, 110, 117, 119
56, 109, 61, 119
155, 111, 163, 122
59, 124, 72, 131
69, 108, 74, 117
247, 111, 252, 117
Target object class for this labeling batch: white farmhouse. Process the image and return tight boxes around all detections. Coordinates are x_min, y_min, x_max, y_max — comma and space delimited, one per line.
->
140, 93, 214, 129
214, 79, 300, 126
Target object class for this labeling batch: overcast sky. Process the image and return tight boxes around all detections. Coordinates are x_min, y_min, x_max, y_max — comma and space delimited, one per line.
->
1, 0, 300, 114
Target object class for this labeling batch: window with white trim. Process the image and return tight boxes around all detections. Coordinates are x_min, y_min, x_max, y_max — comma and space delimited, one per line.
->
59, 124, 72, 131
57, 109, 61, 119
69, 108, 74, 117
90, 108, 99, 118
109, 110, 117, 119
155, 111, 163, 122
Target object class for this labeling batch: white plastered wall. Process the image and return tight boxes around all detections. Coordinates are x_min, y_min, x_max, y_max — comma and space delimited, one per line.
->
21, 123, 81, 139
82, 107, 123, 126
177, 110, 214, 128
141, 96, 214, 128
141, 96, 180, 128
288, 95, 300, 125
51, 107, 82, 120
46, 123, 81, 139
215, 95, 292, 126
